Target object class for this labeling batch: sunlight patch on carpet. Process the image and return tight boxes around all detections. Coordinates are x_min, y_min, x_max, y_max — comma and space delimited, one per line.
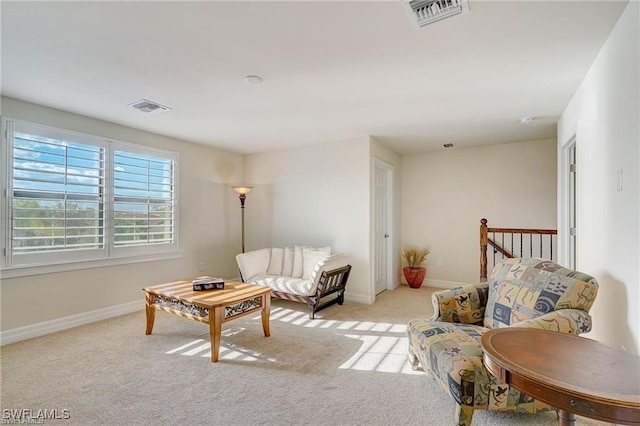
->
249, 306, 419, 374
165, 339, 276, 362
339, 335, 420, 375
165, 339, 206, 354
162, 306, 417, 368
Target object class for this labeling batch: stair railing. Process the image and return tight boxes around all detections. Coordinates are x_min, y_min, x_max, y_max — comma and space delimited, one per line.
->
480, 218, 557, 282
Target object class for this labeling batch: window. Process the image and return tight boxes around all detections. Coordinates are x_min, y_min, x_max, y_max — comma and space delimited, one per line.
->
1, 118, 179, 275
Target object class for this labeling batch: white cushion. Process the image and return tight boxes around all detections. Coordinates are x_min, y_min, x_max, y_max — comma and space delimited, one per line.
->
292, 245, 307, 278
235, 248, 271, 282
302, 246, 332, 279
246, 273, 315, 296
309, 253, 348, 283
283, 247, 294, 276
267, 248, 284, 275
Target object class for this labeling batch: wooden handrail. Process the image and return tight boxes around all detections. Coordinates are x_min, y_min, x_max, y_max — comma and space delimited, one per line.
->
487, 240, 512, 258
480, 218, 557, 282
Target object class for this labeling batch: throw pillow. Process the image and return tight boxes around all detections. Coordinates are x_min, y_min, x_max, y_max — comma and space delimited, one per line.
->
282, 247, 295, 276
266, 248, 285, 275
292, 245, 307, 278
302, 246, 332, 280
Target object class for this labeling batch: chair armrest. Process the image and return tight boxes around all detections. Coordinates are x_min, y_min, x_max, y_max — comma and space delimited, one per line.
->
309, 253, 349, 285
311, 253, 351, 300
510, 309, 592, 335
235, 248, 271, 282
430, 283, 489, 325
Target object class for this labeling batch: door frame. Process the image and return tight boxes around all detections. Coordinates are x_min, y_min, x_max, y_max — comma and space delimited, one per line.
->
372, 158, 395, 296
559, 135, 577, 269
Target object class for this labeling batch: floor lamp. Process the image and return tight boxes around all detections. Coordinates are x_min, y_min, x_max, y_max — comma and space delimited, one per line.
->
231, 185, 253, 253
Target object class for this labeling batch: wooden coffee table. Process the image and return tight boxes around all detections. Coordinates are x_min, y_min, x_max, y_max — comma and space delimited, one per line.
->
143, 278, 271, 362
481, 328, 640, 425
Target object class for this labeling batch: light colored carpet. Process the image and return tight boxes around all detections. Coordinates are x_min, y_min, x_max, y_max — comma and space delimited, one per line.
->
0, 285, 612, 426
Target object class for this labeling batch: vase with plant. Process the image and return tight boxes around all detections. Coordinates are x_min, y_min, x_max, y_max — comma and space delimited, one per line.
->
402, 247, 430, 288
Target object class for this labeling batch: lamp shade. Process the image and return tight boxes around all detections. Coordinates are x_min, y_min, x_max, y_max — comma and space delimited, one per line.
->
231, 185, 253, 196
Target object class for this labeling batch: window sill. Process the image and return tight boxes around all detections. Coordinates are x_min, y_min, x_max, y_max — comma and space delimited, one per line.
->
0, 251, 184, 279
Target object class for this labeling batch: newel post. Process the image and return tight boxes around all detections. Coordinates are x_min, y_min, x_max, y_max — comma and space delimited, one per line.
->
480, 218, 488, 282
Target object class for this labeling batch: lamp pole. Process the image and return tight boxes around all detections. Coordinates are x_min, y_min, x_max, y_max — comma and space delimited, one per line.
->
239, 193, 247, 253
231, 185, 253, 253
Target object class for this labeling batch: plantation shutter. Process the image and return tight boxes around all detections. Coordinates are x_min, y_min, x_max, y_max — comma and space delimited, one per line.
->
10, 126, 106, 265
113, 149, 175, 250
2, 118, 179, 272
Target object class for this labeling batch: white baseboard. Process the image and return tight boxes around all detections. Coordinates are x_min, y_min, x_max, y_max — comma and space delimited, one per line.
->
345, 293, 373, 305
424, 279, 468, 289
0, 300, 144, 346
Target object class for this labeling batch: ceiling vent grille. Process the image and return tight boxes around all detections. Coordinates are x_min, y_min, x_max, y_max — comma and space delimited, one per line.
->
403, 0, 469, 29
128, 99, 171, 114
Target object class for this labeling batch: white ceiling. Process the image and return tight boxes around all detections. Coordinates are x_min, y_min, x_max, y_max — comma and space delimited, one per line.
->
1, 1, 628, 154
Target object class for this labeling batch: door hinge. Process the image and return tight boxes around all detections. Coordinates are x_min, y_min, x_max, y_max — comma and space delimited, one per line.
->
570, 163, 576, 173
570, 227, 576, 236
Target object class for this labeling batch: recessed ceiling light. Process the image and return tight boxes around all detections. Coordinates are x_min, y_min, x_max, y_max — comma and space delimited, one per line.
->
519, 117, 534, 125
244, 75, 263, 84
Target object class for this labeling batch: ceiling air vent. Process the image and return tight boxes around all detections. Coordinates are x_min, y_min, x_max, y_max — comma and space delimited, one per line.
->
403, 0, 469, 29
128, 99, 171, 114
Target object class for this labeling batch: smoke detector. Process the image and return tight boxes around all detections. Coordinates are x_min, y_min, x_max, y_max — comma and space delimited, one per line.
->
128, 99, 172, 114
403, 0, 469, 29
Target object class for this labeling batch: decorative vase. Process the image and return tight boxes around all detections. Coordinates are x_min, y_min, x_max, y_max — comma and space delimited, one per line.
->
403, 266, 426, 289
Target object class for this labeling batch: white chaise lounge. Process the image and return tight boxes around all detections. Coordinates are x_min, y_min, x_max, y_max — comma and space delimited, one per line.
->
236, 246, 351, 319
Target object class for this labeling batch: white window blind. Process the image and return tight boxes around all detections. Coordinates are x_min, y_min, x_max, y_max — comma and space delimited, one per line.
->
2, 118, 179, 271
12, 132, 105, 254
113, 150, 175, 248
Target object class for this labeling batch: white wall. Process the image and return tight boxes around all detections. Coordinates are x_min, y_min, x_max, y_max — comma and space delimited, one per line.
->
401, 139, 557, 285
557, 1, 639, 353
0, 97, 244, 331
243, 137, 373, 303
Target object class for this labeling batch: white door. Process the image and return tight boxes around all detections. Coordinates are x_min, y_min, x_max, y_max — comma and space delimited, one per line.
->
373, 160, 393, 295
561, 137, 577, 269
568, 142, 577, 269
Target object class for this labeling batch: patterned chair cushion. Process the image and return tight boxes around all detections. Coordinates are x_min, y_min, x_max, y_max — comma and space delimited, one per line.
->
431, 283, 489, 325
484, 258, 598, 329
407, 319, 551, 422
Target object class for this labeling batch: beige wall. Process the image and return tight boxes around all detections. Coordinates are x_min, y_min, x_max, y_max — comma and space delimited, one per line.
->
243, 136, 373, 303
401, 139, 558, 285
557, 1, 639, 353
0, 97, 244, 331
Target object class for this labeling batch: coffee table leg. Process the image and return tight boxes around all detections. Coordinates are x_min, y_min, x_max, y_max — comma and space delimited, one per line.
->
210, 307, 224, 362
145, 293, 156, 335
557, 409, 577, 426
261, 294, 271, 337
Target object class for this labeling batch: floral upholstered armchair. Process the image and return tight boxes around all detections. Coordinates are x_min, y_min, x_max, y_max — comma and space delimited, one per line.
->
407, 258, 599, 426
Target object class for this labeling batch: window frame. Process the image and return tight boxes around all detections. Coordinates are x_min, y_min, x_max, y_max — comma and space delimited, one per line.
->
1, 117, 181, 278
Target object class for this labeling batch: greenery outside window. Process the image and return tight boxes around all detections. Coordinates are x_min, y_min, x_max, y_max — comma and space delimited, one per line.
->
1, 118, 179, 275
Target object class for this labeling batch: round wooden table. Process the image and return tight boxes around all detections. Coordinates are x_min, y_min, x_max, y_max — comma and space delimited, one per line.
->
481, 328, 640, 425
